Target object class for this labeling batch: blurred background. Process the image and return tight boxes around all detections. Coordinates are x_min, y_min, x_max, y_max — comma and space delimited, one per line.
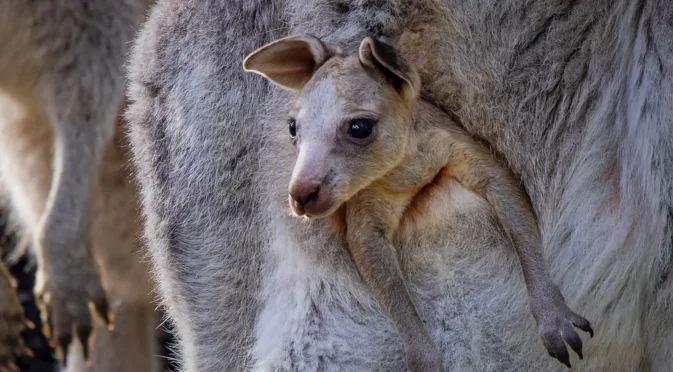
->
0, 211, 177, 371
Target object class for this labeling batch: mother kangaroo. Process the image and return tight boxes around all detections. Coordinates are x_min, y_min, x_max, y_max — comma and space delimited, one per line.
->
126, 0, 673, 371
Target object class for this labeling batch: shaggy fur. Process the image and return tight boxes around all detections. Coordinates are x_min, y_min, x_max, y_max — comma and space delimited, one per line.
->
0, 1, 158, 370
244, 34, 592, 370
126, 0, 673, 371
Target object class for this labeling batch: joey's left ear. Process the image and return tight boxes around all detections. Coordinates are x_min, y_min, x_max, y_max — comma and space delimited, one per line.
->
358, 37, 420, 101
243, 34, 337, 91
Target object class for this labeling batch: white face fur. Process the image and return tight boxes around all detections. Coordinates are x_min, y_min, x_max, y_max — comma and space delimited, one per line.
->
242, 35, 420, 218
286, 56, 413, 218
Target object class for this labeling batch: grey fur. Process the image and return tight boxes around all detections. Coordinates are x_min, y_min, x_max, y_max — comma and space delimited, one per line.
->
0, 0, 157, 370
126, 0, 673, 371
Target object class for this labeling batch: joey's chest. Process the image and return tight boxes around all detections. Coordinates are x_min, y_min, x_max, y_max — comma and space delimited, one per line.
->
395, 167, 488, 234
331, 166, 490, 242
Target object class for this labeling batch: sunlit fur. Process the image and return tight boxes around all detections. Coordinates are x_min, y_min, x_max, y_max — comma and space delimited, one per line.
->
0, 1, 158, 370
127, 0, 673, 371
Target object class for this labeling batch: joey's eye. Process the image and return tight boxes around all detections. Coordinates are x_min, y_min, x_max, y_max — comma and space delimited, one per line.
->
347, 119, 375, 140
288, 118, 297, 139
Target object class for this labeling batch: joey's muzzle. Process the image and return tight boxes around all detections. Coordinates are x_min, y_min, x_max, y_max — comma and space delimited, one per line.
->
290, 180, 320, 208
288, 176, 335, 218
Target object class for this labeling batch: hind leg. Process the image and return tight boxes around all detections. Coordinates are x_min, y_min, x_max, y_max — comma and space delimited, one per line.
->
0, 50, 121, 367
63, 115, 161, 372
0, 0, 150, 366
34, 74, 121, 365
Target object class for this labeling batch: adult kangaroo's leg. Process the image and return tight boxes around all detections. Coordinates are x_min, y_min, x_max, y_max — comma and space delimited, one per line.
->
35, 63, 122, 364
0, 0, 154, 368
27, 1, 147, 363
64, 113, 160, 372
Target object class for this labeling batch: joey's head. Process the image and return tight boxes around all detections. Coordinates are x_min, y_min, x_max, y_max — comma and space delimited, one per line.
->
243, 35, 420, 218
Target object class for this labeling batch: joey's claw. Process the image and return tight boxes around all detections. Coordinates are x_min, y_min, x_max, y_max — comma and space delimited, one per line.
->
42, 301, 54, 344
537, 306, 592, 368
23, 319, 34, 330
0, 360, 20, 372
560, 322, 583, 360
568, 313, 594, 338
541, 327, 571, 368
22, 346, 34, 357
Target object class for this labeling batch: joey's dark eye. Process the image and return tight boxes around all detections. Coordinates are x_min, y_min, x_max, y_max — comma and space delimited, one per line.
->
288, 118, 297, 138
347, 119, 375, 140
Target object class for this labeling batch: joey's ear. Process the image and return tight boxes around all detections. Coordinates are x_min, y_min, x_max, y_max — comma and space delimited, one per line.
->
358, 37, 420, 101
243, 34, 335, 91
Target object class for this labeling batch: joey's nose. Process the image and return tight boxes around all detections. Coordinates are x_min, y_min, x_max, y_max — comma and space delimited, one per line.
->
290, 182, 320, 207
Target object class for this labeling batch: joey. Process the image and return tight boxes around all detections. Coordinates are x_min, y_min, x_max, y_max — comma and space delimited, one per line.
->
244, 34, 593, 370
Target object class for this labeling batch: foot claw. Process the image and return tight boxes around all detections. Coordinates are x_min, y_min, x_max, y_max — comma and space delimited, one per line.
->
92, 295, 112, 327
23, 319, 34, 330
558, 353, 571, 369
568, 312, 594, 338
57, 333, 73, 367
36, 272, 111, 366
560, 323, 583, 360
76, 324, 92, 361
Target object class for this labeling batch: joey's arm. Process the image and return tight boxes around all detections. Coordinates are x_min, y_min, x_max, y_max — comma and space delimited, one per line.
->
346, 190, 420, 322
404, 103, 556, 299
381, 131, 456, 193
442, 132, 593, 366
346, 191, 442, 370
440, 132, 555, 301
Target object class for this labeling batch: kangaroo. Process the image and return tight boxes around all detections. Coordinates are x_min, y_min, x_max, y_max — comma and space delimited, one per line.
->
0, 0, 156, 369
243, 35, 593, 370
126, 1, 673, 371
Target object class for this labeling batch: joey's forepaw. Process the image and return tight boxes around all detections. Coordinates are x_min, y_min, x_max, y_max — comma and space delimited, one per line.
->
36, 275, 113, 367
537, 306, 593, 368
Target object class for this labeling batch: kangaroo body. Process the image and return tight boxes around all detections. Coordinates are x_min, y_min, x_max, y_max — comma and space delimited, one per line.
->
127, 1, 673, 371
